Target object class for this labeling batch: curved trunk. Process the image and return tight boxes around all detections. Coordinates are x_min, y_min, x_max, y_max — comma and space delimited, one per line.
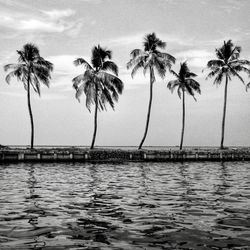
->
27, 70, 34, 149
180, 89, 185, 150
220, 76, 228, 149
90, 83, 98, 149
138, 67, 154, 150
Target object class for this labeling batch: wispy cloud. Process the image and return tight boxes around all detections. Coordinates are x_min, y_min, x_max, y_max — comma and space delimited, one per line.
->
46, 54, 89, 92
0, 7, 82, 35
175, 49, 213, 69
42, 9, 75, 20
48, 55, 88, 76
218, 0, 246, 13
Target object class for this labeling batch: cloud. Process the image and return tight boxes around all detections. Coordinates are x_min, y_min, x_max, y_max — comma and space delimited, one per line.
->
218, 0, 246, 13
48, 55, 88, 75
42, 9, 75, 20
46, 54, 90, 91
66, 21, 84, 38
0, 14, 66, 33
175, 49, 213, 69
0, 8, 81, 35
109, 34, 142, 47
18, 19, 66, 32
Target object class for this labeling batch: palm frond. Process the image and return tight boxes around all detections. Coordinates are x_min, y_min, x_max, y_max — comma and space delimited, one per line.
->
72, 74, 84, 89
185, 84, 195, 98
4, 63, 24, 72
170, 69, 179, 78
186, 79, 201, 94
229, 45, 241, 61
98, 71, 124, 94
154, 56, 166, 79
167, 80, 180, 93
246, 82, 250, 91
75, 84, 85, 102
32, 66, 51, 88
156, 52, 176, 64
131, 61, 144, 78
232, 65, 250, 75
100, 87, 115, 110
35, 57, 54, 72
127, 53, 146, 69
130, 49, 143, 58
102, 61, 118, 76
30, 75, 41, 96
16, 50, 26, 63
207, 59, 224, 68
213, 72, 224, 85
205, 68, 221, 80
5, 69, 23, 84
229, 59, 250, 66
72, 70, 94, 91
177, 86, 182, 99
186, 72, 197, 78
73, 58, 92, 70
84, 82, 96, 111
229, 67, 245, 84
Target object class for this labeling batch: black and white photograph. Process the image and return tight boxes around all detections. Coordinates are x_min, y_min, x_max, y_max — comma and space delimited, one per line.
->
0, 0, 250, 249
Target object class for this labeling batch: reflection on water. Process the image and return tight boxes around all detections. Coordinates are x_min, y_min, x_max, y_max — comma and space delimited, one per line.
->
0, 162, 250, 249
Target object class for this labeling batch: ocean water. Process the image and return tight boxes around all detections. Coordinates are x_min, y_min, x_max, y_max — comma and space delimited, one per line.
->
0, 162, 250, 249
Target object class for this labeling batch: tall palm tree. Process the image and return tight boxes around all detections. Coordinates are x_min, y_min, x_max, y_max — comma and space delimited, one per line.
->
167, 62, 200, 150
72, 45, 124, 149
4, 43, 53, 149
206, 40, 250, 149
127, 33, 175, 149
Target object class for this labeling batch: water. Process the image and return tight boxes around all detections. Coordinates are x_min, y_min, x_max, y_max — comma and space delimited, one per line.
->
0, 162, 250, 249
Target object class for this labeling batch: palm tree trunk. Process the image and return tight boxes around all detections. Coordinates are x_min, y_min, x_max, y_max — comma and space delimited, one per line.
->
90, 83, 98, 149
220, 76, 228, 149
27, 71, 34, 149
180, 89, 185, 150
138, 67, 154, 150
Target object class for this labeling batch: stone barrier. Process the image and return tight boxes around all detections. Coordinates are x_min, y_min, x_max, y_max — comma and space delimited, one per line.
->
0, 149, 250, 163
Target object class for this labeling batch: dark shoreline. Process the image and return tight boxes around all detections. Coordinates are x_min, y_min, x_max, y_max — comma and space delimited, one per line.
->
1, 147, 250, 163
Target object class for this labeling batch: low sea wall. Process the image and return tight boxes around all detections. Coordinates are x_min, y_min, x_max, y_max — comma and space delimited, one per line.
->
1, 148, 250, 163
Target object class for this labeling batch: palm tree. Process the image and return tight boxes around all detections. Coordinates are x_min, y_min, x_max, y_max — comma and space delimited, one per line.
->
206, 40, 250, 149
127, 33, 175, 149
72, 45, 124, 149
4, 43, 53, 149
167, 62, 200, 150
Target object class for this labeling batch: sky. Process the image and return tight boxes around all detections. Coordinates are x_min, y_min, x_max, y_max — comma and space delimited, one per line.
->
0, 0, 250, 147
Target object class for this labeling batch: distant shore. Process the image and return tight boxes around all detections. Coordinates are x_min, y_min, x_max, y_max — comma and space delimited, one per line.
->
1, 146, 250, 162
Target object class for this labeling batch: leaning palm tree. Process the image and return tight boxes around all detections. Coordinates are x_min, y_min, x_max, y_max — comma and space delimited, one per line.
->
72, 45, 124, 149
4, 43, 53, 149
127, 33, 175, 149
167, 62, 201, 150
206, 40, 250, 149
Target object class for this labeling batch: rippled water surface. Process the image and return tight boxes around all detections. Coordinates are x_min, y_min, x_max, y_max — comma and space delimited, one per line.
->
0, 162, 250, 249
